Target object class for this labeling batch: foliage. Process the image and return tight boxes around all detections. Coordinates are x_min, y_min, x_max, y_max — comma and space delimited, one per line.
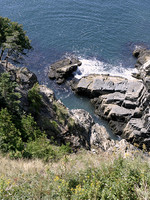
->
23, 135, 56, 162
0, 108, 23, 153
0, 16, 32, 63
28, 83, 43, 115
0, 108, 48, 159
53, 101, 69, 125
0, 72, 21, 113
21, 114, 42, 142
0, 107, 72, 161
59, 142, 72, 155
0, 154, 149, 199
0, 72, 72, 161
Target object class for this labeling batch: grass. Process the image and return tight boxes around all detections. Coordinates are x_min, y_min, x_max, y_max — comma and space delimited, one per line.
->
0, 150, 150, 199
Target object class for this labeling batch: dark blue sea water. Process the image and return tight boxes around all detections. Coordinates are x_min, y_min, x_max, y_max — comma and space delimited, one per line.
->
1, 0, 150, 137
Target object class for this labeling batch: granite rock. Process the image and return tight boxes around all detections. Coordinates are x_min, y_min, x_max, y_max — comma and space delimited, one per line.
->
70, 48, 150, 150
48, 58, 82, 84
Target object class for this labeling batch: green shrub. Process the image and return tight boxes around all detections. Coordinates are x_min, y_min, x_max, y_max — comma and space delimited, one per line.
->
0, 108, 23, 153
21, 114, 43, 142
23, 135, 56, 162
0, 72, 21, 113
0, 107, 56, 161
48, 119, 59, 133
59, 143, 72, 155
53, 101, 69, 125
51, 156, 150, 200
28, 83, 42, 114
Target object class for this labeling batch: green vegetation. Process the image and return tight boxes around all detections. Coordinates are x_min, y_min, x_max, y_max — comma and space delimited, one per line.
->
0, 16, 32, 66
0, 17, 150, 199
0, 71, 72, 161
0, 152, 149, 199
28, 82, 43, 115
53, 101, 69, 125
0, 72, 21, 113
23, 135, 56, 161
0, 108, 23, 153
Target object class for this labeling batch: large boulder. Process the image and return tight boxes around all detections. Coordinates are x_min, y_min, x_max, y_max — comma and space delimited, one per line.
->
48, 58, 82, 84
90, 123, 115, 151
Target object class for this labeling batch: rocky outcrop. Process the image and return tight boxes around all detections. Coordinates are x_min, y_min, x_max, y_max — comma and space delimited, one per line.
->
72, 74, 128, 97
71, 48, 150, 150
0, 61, 37, 90
48, 58, 82, 84
0, 61, 117, 151
133, 47, 150, 91
0, 61, 38, 112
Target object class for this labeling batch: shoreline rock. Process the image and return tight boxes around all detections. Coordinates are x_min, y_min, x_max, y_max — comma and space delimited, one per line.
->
48, 58, 82, 84
69, 48, 150, 150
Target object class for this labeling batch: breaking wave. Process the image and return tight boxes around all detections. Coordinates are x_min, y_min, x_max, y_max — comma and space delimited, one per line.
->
74, 57, 138, 79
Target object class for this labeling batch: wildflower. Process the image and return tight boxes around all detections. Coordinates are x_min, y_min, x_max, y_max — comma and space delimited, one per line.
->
54, 176, 59, 182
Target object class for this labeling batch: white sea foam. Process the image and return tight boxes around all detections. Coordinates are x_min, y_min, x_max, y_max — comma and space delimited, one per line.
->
74, 57, 138, 80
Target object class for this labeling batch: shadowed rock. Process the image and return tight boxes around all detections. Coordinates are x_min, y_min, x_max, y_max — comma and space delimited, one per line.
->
48, 58, 82, 84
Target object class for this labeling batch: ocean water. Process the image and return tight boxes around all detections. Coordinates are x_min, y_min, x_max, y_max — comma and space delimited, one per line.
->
1, 0, 150, 77
1, 0, 150, 136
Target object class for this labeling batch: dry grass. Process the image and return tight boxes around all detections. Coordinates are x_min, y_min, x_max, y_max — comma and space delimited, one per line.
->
0, 150, 150, 199
0, 150, 111, 177
0, 149, 149, 178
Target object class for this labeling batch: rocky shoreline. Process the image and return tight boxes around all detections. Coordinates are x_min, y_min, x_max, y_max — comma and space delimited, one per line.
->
0, 47, 149, 156
0, 60, 120, 154
48, 47, 150, 151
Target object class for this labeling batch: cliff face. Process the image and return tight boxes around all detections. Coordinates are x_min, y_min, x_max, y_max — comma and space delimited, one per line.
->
0, 61, 116, 151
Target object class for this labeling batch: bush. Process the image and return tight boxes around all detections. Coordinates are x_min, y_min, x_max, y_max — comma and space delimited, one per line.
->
0, 73, 73, 162
28, 83, 42, 115
0, 108, 23, 153
21, 114, 43, 142
59, 143, 72, 155
0, 72, 21, 114
23, 135, 56, 162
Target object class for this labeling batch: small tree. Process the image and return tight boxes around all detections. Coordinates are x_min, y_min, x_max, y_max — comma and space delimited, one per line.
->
21, 114, 43, 142
0, 17, 32, 67
0, 108, 23, 153
0, 72, 21, 113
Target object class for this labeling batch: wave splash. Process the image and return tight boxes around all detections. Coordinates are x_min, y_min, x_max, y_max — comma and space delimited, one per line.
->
74, 57, 138, 79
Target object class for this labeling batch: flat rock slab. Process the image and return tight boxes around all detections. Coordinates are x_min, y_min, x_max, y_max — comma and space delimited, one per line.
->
73, 74, 144, 98
98, 92, 125, 105
48, 58, 82, 84
74, 74, 128, 96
